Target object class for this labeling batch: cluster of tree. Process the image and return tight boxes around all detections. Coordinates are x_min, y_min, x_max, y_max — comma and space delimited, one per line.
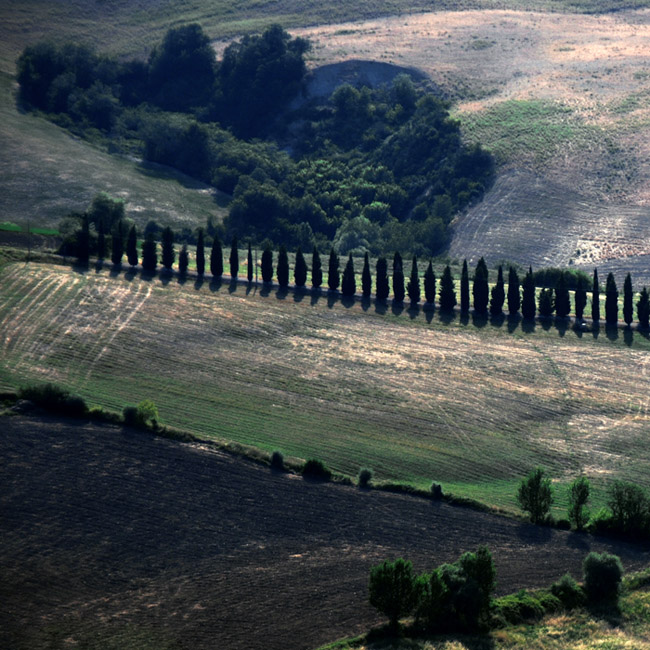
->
517, 467, 650, 539
18, 23, 494, 254
368, 547, 625, 634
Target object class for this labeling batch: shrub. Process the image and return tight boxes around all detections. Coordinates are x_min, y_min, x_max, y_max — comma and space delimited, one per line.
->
123, 400, 159, 428
270, 450, 285, 470
495, 590, 546, 624
18, 382, 87, 416
358, 467, 373, 488
122, 405, 140, 426
368, 558, 419, 630
430, 482, 443, 500
301, 458, 332, 480
583, 552, 623, 604
568, 476, 591, 531
517, 467, 553, 524
550, 573, 585, 610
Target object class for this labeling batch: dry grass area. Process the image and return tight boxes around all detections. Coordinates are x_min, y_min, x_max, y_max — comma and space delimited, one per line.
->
1, 261, 649, 514
294, 9, 650, 280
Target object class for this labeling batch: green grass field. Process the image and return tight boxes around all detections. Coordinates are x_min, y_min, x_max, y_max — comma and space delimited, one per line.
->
2, 260, 649, 518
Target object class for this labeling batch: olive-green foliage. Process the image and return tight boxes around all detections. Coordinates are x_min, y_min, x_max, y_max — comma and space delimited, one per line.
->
357, 467, 373, 488
277, 245, 289, 288
568, 476, 591, 531
439, 265, 456, 311
122, 399, 159, 428
607, 481, 649, 537
489, 266, 505, 316
270, 450, 285, 471
517, 467, 553, 524
369, 558, 419, 629
533, 267, 591, 290
637, 286, 650, 328
301, 458, 332, 480
583, 552, 623, 604
18, 382, 87, 417
494, 589, 561, 625
550, 573, 585, 610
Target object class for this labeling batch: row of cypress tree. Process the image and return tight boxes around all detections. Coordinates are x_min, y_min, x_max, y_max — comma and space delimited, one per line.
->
90, 224, 650, 328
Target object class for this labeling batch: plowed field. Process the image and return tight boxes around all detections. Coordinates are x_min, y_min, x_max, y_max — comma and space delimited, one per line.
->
2, 415, 648, 650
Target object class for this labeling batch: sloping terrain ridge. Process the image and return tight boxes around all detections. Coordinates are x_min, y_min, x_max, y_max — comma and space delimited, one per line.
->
1, 415, 648, 650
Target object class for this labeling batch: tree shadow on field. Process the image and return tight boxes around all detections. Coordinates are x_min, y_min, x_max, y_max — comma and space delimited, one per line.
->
516, 521, 554, 544
310, 288, 321, 305
375, 300, 387, 315
591, 324, 600, 340
72, 262, 89, 275
94, 259, 104, 274
624, 328, 634, 347
159, 270, 173, 287
177, 273, 188, 286
460, 312, 470, 327
228, 279, 238, 294
605, 324, 619, 342
554, 317, 568, 337
566, 530, 590, 552
489, 313, 505, 329
521, 318, 535, 334
471, 312, 488, 329
194, 276, 204, 291
124, 266, 136, 282
361, 296, 371, 311
438, 309, 455, 325
391, 300, 404, 316
276, 287, 288, 300
507, 314, 520, 334
341, 295, 355, 309
426, 308, 435, 324
209, 278, 223, 293
260, 283, 272, 298
407, 303, 419, 319
587, 601, 623, 628
572, 323, 584, 339
540, 317, 552, 332
293, 287, 305, 303
140, 270, 156, 283
327, 291, 339, 309
109, 263, 121, 278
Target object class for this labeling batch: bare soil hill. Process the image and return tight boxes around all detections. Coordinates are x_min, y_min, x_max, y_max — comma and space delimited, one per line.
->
2, 414, 648, 650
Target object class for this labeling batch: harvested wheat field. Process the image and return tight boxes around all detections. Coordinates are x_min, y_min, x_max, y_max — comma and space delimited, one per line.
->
1, 261, 649, 516
1, 414, 648, 650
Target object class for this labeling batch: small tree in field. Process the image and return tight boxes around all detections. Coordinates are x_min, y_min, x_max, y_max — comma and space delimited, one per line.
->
328, 248, 340, 291
489, 265, 505, 316
277, 245, 289, 288
178, 243, 189, 276
362, 252, 372, 297
210, 236, 223, 278
407, 256, 420, 305
517, 467, 553, 524
637, 287, 650, 329
605, 272, 618, 325
247, 242, 253, 282
294, 247, 307, 288
591, 268, 600, 322
126, 224, 138, 267
424, 260, 436, 304
368, 558, 418, 630
229, 236, 239, 279
623, 272, 633, 327
460, 259, 470, 313
568, 476, 590, 531
574, 274, 587, 321
161, 226, 175, 270
341, 253, 356, 297
311, 247, 322, 289
439, 265, 456, 311
261, 246, 273, 284
196, 228, 205, 276
507, 266, 520, 315
141, 233, 157, 273
376, 257, 389, 301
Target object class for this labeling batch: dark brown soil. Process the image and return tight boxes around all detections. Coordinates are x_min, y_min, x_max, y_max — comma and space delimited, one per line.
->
1, 415, 648, 650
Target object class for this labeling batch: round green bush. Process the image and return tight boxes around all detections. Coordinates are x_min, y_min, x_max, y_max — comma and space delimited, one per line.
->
583, 552, 623, 604
358, 467, 373, 488
550, 573, 585, 610
270, 450, 285, 470
301, 458, 332, 480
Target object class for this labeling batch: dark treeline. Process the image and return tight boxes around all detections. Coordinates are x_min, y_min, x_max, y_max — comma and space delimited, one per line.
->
18, 23, 494, 255
71, 212, 650, 330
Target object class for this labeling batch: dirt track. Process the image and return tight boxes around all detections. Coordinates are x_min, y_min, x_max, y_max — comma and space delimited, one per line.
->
1, 415, 648, 650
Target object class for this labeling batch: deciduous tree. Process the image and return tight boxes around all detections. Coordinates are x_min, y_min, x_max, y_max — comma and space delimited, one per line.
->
568, 476, 590, 531
517, 467, 553, 524
368, 558, 418, 630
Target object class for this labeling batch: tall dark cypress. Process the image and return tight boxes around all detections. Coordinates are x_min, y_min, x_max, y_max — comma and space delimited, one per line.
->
538, 287, 554, 318
126, 224, 138, 267
424, 260, 436, 304
341, 253, 356, 297
637, 287, 650, 329
229, 236, 239, 279
111, 221, 124, 266
247, 242, 253, 282
439, 264, 457, 311
489, 265, 505, 316
376, 257, 389, 301
328, 248, 340, 291
473, 257, 489, 314
141, 233, 157, 273
460, 259, 470, 313
605, 272, 618, 325
294, 247, 307, 288
261, 247, 273, 284
97, 221, 106, 260
361, 252, 372, 297
554, 272, 570, 318
407, 256, 420, 305
311, 247, 322, 289
574, 275, 587, 321
277, 245, 289, 288
591, 269, 600, 322
210, 236, 223, 278
393, 264, 405, 303
178, 243, 189, 276
507, 266, 520, 315
196, 228, 205, 276
393, 251, 403, 274
522, 267, 536, 321
623, 273, 633, 327
161, 226, 175, 270
77, 214, 90, 265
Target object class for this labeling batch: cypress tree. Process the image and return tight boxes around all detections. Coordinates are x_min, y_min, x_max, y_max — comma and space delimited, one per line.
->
362, 252, 372, 297
637, 287, 650, 329
460, 259, 470, 313
554, 272, 571, 318
97, 221, 106, 260
439, 264, 457, 311
376, 257, 389, 301
229, 236, 239, 279
178, 243, 189, 276
126, 224, 138, 267
196, 228, 205, 276
424, 260, 436, 304
489, 265, 505, 316
328, 248, 340, 291
393, 251, 403, 274
141, 233, 157, 273
311, 247, 322, 289
393, 264, 405, 302
507, 266, 520, 315
522, 267, 536, 320
277, 245, 289, 288
473, 257, 489, 314
210, 236, 223, 278
574, 274, 587, 321
77, 214, 90, 265
161, 226, 175, 270
294, 247, 307, 288
341, 253, 356, 297
605, 272, 618, 325
591, 269, 600, 322
538, 287, 554, 318
407, 256, 420, 305
623, 273, 633, 327
111, 221, 124, 266
247, 242, 253, 282
261, 246, 273, 283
